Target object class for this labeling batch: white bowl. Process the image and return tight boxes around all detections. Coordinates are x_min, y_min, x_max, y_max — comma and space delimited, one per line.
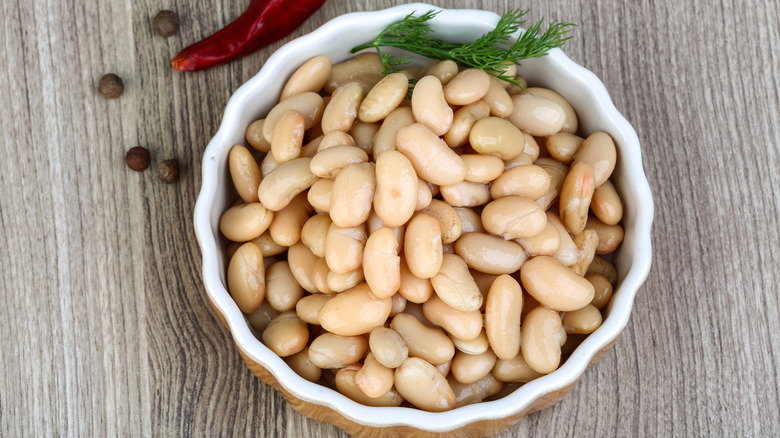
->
194, 3, 654, 436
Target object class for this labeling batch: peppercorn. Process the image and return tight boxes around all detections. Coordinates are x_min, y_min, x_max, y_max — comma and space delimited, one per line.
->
153, 10, 179, 37
98, 73, 124, 99
158, 159, 180, 183
125, 146, 151, 171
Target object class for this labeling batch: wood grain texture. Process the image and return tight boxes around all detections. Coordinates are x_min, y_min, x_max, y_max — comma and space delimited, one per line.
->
1, 0, 779, 436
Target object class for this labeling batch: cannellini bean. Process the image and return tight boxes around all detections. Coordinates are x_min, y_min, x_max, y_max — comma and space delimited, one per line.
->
262, 92, 324, 143
591, 180, 623, 225
335, 367, 404, 407
451, 329, 489, 355
451, 349, 497, 384
515, 220, 561, 257
258, 158, 318, 211
227, 242, 265, 313
355, 353, 395, 398
228, 145, 261, 203
461, 154, 505, 183
422, 293, 483, 341
396, 123, 466, 186
444, 100, 490, 148
449, 373, 503, 407
525, 87, 578, 134
403, 214, 443, 279
547, 212, 579, 266
281, 55, 332, 100
247, 300, 279, 332
453, 207, 485, 233
219, 203, 274, 242
260, 151, 281, 177
483, 77, 514, 117
559, 161, 596, 235
440, 181, 490, 207
366, 211, 405, 249
300, 213, 331, 258
521, 307, 566, 374
245, 119, 271, 152
363, 227, 401, 299
249, 231, 286, 256
469, 117, 525, 160
265, 261, 303, 312
394, 357, 456, 412
330, 162, 376, 228
271, 110, 305, 163
587, 255, 618, 285
391, 313, 454, 365
443, 69, 491, 106
327, 267, 364, 293
369, 326, 409, 368
490, 164, 551, 200
296, 293, 333, 324
309, 145, 368, 178
485, 274, 524, 361
492, 353, 544, 383
421, 199, 463, 244
430, 254, 483, 312
374, 150, 418, 227
546, 132, 584, 164
325, 223, 366, 274
482, 196, 547, 239
587, 274, 613, 309
287, 242, 320, 293
373, 107, 415, 156
309, 333, 368, 369
317, 131, 355, 151
348, 120, 380, 154
284, 346, 322, 383
454, 232, 527, 275
325, 53, 384, 94
573, 132, 617, 187
563, 304, 603, 334
569, 229, 599, 276
310, 257, 335, 294
507, 94, 566, 136
398, 257, 434, 303
321, 82, 363, 134
411, 75, 453, 136
318, 283, 392, 336
415, 176, 433, 211
585, 216, 624, 255
520, 256, 594, 311
425, 60, 459, 84
359, 72, 408, 123
268, 193, 310, 246
262, 311, 308, 357
307, 178, 333, 212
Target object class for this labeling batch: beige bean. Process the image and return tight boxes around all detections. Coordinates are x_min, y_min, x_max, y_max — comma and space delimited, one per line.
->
484, 274, 524, 361
281, 55, 332, 100
440, 181, 490, 207
563, 304, 602, 334
423, 294, 482, 341
307, 178, 333, 212
260, 151, 281, 177
461, 154, 504, 183
335, 366, 403, 407
268, 193, 310, 246
490, 165, 551, 200
482, 196, 547, 239
396, 123, 466, 185
327, 267, 364, 292
310, 257, 335, 294
262, 311, 308, 357
265, 261, 303, 312
366, 211, 405, 249
506, 75, 528, 94
451, 329, 489, 355
403, 214, 443, 279
443, 69, 491, 106
454, 232, 527, 275
325, 223, 367, 274
296, 293, 332, 324
245, 119, 271, 152
249, 231, 287, 257
309, 332, 368, 369
453, 207, 485, 233
546, 132, 584, 164
515, 220, 561, 257
587, 256, 618, 284
287, 242, 320, 293
449, 373, 503, 408
390, 292, 407, 316
300, 213, 331, 258
394, 357, 456, 412
348, 120, 380, 154
398, 257, 434, 303
415, 176, 433, 211
319, 283, 392, 336
309, 145, 368, 178
369, 326, 409, 369
451, 349, 497, 384
586, 216, 624, 255
469, 117, 525, 160
444, 100, 490, 148
569, 229, 599, 276
322, 82, 363, 134
507, 94, 566, 136
284, 347, 322, 383
547, 212, 579, 266
483, 77, 514, 117
258, 157, 317, 211
492, 353, 544, 383
374, 150, 418, 227
591, 179, 624, 226
355, 353, 395, 398
419, 199, 462, 244
325, 53, 384, 94
329, 162, 376, 228
247, 300, 279, 332
263, 92, 324, 143
359, 72, 409, 123
220, 203, 273, 242
228, 145, 261, 203
391, 313, 454, 365
526, 87, 578, 134
411, 75, 453, 135
227, 242, 265, 313
573, 132, 617, 187
523, 132, 541, 161
521, 307, 565, 374
362, 227, 401, 299
587, 274, 613, 309
271, 110, 305, 163
430, 254, 483, 312
559, 161, 596, 235
402, 302, 432, 326
373, 107, 414, 156
520, 256, 595, 311
317, 131, 355, 151
503, 152, 534, 171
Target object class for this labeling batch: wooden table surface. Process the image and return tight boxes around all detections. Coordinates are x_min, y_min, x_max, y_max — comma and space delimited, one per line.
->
2, 0, 779, 436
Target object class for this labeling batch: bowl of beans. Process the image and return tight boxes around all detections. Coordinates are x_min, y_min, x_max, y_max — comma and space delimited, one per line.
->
193, 3, 653, 436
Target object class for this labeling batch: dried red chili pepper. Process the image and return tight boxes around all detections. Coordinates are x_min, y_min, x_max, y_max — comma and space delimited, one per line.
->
171, 0, 326, 71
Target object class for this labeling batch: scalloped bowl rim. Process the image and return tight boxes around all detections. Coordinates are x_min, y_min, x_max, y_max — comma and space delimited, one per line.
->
194, 3, 654, 432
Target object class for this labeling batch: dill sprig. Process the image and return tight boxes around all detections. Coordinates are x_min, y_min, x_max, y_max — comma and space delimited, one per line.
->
350, 9, 575, 87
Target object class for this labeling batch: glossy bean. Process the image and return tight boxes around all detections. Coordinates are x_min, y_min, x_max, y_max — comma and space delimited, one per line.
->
335, 367, 404, 407
330, 162, 376, 228
403, 214, 443, 279
414, 176, 433, 211
515, 220, 561, 257
359, 72, 408, 123
265, 261, 303, 312
325, 53, 384, 94
454, 232, 527, 275
525, 87, 578, 134
396, 123, 466, 186
394, 358, 456, 412
449, 373, 503, 408
591, 180, 623, 225
411, 75, 453, 135
309, 145, 368, 178
587, 255, 618, 285
247, 300, 279, 331
484, 274, 523, 361
391, 313, 454, 365
421, 199, 463, 244
521, 307, 566, 374
310, 257, 335, 295
363, 227, 401, 299
268, 193, 310, 246
492, 353, 544, 383
321, 82, 363, 134
520, 256, 594, 311
507, 94, 566, 136
307, 178, 333, 212
300, 213, 332, 258
545, 132, 584, 164
490, 164, 551, 200
444, 101, 490, 148
430, 254, 483, 312
440, 181, 490, 207
443, 69, 491, 106
461, 154, 504, 183
348, 120, 380, 154
325, 223, 366, 274
483, 77, 514, 117
228, 145, 261, 203
373, 107, 415, 156
249, 231, 287, 256
451, 349, 497, 384
262, 92, 324, 143
317, 131, 355, 151
327, 267, 364, 293
374, 150, 418, 227
258, 158, 317, 211
451, 328, 489, 355
422, 293, 483, 341
296, 293, 333, 324
369, 326, 409, 369
245, 119, 271, 152
569, 229, 599, 276
559, 161, 596, 235
284, 347, 322, 383
398, 257, 434, 303
563, 304, 602, 334
271, 110, 304, 163
220, 203, 274, 242
281, 55, 331, 100
262, 312, 308, 357
308, 332, 368, 369
587, 274, 613, 309
547, 212, 579, 266
318, 283, 392, 336
355, 353, 395, 398
469, 117, 525, 160
227, 242, 265, 313
453, 207, 485, 233
482, 196, 547, 239
287, 242, 320, 293
572, 132, 617, 187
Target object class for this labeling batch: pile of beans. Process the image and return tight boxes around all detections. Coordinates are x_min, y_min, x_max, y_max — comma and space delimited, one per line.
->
219, 53, 624, 412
